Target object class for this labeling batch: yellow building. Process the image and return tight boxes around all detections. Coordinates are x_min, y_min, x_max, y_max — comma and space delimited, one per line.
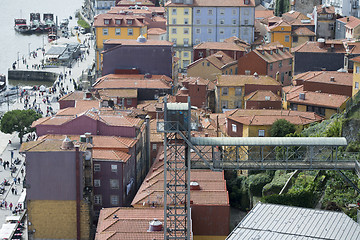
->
166, 3, 193, 71
94, 13, 148, 72
268, 20, 292, 50
187, 51, 237, 81
351, 56, 360, 96
215, 74, 281, 112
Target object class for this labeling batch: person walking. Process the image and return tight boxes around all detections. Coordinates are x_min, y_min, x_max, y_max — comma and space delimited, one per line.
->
21, 168, 24, 176
11, 188, 14, 194
9, 203, 12, 211
13, 177, 16, 185
18, 177, 20, 184
5, 201, 7, 209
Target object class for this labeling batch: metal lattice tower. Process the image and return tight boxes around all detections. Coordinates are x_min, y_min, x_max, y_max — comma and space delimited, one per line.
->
160, 98, 191, 240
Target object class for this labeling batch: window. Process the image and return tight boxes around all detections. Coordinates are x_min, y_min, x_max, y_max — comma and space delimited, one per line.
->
221, 100, 228, 109
127, 19, 133, 25
232, 124, 237, 132
293, 36, 298, 43
172, 9, 177, 15
94, 164, 101, 171
279, 61, 282, 68
290, 103, 298, 111
184, 28, 189, 34
111, 165, 118, 173
152, 144, 157, 150
115, 19, 121, 25
222, 87, 228, 96
110, 179, 119, 189
230, 69, 233, 74
184, 18, 189, 24
285, 35, 290, 42
199, 52, 203, 57
127, 28, 133, 36
208, 9, 213, 15
183, 60, 190, 68
232, 19, 236, 25
195, 39, 200, 44
196, 19, 201, 24
356, 66, 360, 73
110, 195, 119, 205
94, 195, 102, 205
196, 28, 200, 34
184, 38, 189, 46
172, 28, 177, 34
220, 19, 225, 25
94, 179, 101, 187
258, 130, 265, 137
244, 20, 248, 25
289, 58, 292, 65
102, 28, 108, 35
184, 9, 189, 15
196, 9, 201, 14
172, 18, 176, 24
104, 19, 110, 25
183, 51, 189, 57
115, 28, 121, 35
208, 28, 212, 34
235, 100, 242, 108
220, 9, 225, 15
208, 19, 213, 25
127, 98, 132, 105
232, 28, 236, 34
219, 29, 224, 34
269, 63, 273, 71
232, 9, 236, 15
235, 87, 242, 96
172, 38, 177, 45
207, 38, 212, 42
356, 82, 359, 89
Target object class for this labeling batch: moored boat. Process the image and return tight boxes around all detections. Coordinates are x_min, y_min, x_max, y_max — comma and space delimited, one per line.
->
14, 19, 30, 34
0, 75, 6, 92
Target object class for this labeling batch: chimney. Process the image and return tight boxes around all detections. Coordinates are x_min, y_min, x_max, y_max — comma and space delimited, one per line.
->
347, 17, 350, 22
148, 219, 163, 232
317, 38, 325, 48
253, 72, 259, 78
330, 76, 335, 82
299, 92, 305, 100
190, 181, 201, 190
61, 136, 74, 150
144, 73, 152, 79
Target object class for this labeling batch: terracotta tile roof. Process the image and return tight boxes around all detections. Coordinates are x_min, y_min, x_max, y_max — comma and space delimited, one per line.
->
107, 6, 165, 15
100, 115, 143, 127
181, 77, 216, 90
187, 51, 237, 70
94, 14, 146, 27
166, 0, 255, 7
253, 45, 293, 63
97, 89, 138, 98
346, 18, 360, 29
293, 71, 353, 86
315, 4, 335, 14
96, 208, 164, 240
20, 138, 88, 152
269, 20, 291, 30
217, 74, 280, 87
351, 55, 360, 63
104, 39, 173, 46
337, 16, 358, 24
286, 86, 349, 109
227, 109, 323, 126
93, 149, 131, 162
282, 85, 303, 94
147, 28, 166, 35
255, 10, 274, 19
244, 90, 281, 101
193, 41, 248, 52
291, 41, 348, 53
116, 0, 155, 6
58, 91, 86, 101
282, 10, 306, 20
93, 74, 172, 90
293, 27, 315, 36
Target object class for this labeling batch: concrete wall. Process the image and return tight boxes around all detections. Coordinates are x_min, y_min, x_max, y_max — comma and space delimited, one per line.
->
8, 70, 58, 82
294, 52, 346, 74
335, 20, 346, 39
303, 81, 352, 97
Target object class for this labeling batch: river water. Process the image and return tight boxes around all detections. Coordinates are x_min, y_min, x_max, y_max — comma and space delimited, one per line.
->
0, 0, 83, 87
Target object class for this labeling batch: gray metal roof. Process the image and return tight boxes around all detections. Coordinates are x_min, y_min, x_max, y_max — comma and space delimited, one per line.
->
191, 137, 347, 146
227, 202, 360, 240
167, 103, 188, 111
45, 45, 66, 56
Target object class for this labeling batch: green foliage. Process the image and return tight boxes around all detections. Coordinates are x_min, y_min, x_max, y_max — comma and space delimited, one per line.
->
275, 0, 290, 16
248, 173, 273, 197
302, 114, 344, 137
262, 171, 293, 196
324, 119, 343, 137
262, 190, 316, 208
270, 119, 296, 137
0, 109, 41, 143
77, 18, 90, 29
226, 173, 250, 210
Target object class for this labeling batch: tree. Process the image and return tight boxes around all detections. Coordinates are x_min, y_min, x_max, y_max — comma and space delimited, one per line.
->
270, 119, 296, 137
275, 0, 290, 16
0, 109, 42, 143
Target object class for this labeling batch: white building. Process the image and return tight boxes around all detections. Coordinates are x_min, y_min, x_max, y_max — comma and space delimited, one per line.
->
323, 0, 360, 17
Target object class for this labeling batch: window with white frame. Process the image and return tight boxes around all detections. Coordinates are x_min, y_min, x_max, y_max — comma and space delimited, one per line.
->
208, 9, 213, 15
127, 28, 133, 36
235, 87, 242, 96
183, 51, 189, 57
110, 195, 119, 205
103, 28, 108, 35
115, 28, 121, 35
110, 179, 119, 189
184, 8, 189, 15
220, 19, 225, 25
222, 87, 228, 96
196, 9, 201, 14
220, 9, 225, 15
356, 82, 359, 89
221, 100, 228, 109
232, 19, 236, 25
258, 130, 265, 137
208, 19, 213, 24
94, 195, 102, 205
172, 28, 177, 34
172, 18, 177, 24
196, 28, 200, 34
184, 18, 189, 24
94, 179, 101, 187
104, 19, 110, 25
115, 19, 121, 25
196, 19, 201, 24
152, 144, 157, 150
356, 66, 360, 73
244, 19, 249, 25
111, 165, 118, 173
208, 28, 212, 34
232, 124, 237, 132
235, 100, 242, 108
184, 38, 189, 46
172, 8, 177, 15
94, 164, 101, 171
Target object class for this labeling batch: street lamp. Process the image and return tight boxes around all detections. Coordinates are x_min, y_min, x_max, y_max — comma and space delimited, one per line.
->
28, 43, 32, 59
17, 52, 20, 69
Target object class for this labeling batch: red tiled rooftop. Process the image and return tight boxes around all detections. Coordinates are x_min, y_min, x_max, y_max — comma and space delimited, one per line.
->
293, 71, 353, 86
104, 39, 173, 46
293, 27, 315, 36
94, 14, 146, 27
244, 90, 281, 101
93, 149, 131, 162
166, 0, 255, 7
